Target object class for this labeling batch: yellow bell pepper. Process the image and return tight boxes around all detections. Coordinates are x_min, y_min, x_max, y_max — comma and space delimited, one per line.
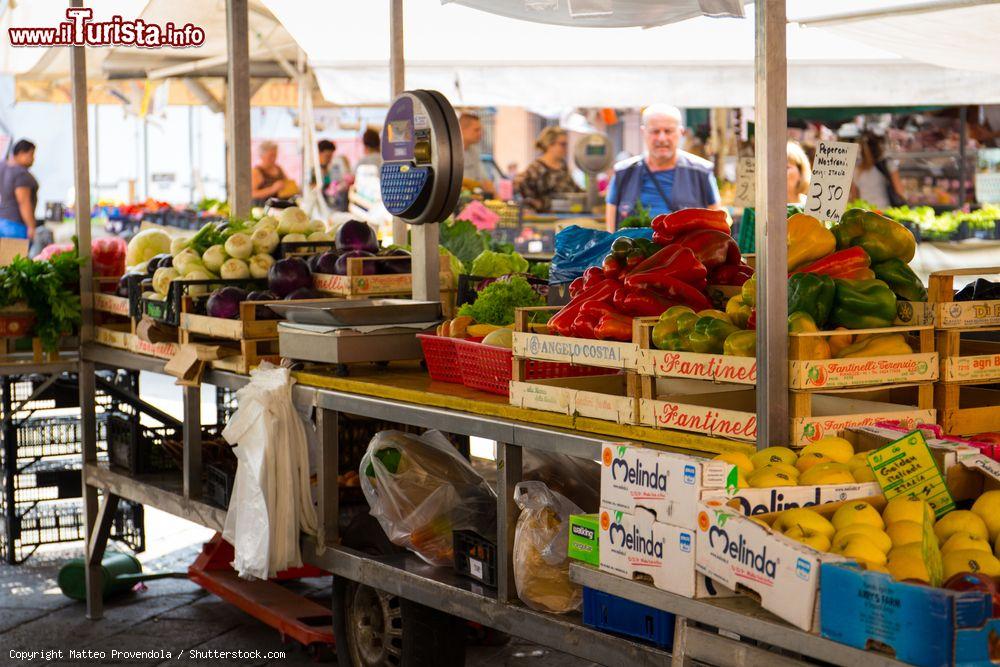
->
835, 333, 913, 359
696, 309, 732, 324
827, 327, 854, 357
787, 213, 836, 270
726, 295, 752, 329
788, 311, 831, 360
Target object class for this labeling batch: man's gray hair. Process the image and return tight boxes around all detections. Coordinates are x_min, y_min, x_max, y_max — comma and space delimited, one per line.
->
258, 140, 278, 154
641, 104, 683, 127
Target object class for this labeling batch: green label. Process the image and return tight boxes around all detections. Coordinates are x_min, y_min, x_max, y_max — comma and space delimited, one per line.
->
867, 430, 955, 517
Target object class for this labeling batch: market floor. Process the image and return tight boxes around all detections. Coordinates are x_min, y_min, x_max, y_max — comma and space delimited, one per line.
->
1, 507, 595, 667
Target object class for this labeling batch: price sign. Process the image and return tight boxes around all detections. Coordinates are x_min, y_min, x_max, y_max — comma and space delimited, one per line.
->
805, 140, 859, 222
734, 157, 755, 208
866, 430, 954, 518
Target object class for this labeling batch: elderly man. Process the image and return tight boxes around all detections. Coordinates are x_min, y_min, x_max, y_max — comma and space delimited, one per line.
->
605, 104, 721, 231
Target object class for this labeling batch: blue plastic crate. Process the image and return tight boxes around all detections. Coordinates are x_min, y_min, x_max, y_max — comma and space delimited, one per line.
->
582, 587, 675, 649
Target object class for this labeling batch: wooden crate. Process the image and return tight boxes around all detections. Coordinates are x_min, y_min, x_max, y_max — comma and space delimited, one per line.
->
509, 306, 639, 424
935, 385, 1000, 435
928, 267, 1000, 329
311, 253, 455, 311
129, 336, 179, 360
207, 338, 281, 374
788, 324, 937, 390
512, 306, 640, 372
92, 277, 131, 323
179, 298, 279, 341
936, 329, 1000, 383
635, 317, 756, 388
640, 380, 935, 446
94, 323, 133, 351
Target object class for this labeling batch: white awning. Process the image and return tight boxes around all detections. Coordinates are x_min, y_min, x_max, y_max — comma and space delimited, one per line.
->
271, 0, 1000, 107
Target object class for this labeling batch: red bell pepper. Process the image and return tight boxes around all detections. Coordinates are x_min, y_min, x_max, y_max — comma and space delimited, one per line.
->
570, 312, 601, 338
709, 263, 754, 286
582, 266, 604, 289
548, 278, 619, 336
568, 276, 585, 299
602, 255, 623, 280
645, 275, 712, 312
580, 300, 619, 318
613, 287, 677, 317
651, 208, 730, 243
594, 312, 633, 341
626, 244, 708, 284
747, 309, 757, 330
792, 246, 874, 280
674, 229, 741, 270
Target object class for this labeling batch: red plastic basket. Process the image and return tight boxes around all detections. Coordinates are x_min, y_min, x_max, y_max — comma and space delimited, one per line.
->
417, 334, 464, 384
453, 337, 615, 396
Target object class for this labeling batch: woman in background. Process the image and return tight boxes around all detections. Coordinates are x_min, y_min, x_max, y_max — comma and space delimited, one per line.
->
514, 126, 581, 213
851, 132, 906, 208
251, 141, 288, 206
786, 140, 811, 206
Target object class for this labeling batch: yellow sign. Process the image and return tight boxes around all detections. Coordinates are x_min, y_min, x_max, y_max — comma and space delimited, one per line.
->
866, 430, 954, 518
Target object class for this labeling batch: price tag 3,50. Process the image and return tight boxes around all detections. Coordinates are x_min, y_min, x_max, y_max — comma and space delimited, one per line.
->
866, 430, 955, 517
734, 157, 755, 208
806, 140, 859, 223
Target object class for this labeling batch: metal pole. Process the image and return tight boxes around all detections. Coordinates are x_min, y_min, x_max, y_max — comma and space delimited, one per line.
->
69, 0, 100, 618
390, 0, 409, 247
226, 0, 252, 217
754, 0, 789, 449
959, 105, 968, 208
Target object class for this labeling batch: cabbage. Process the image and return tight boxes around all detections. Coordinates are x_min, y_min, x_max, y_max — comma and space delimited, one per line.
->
126, 229, 172, 268
469, 250, 529, 278
281, 233, 307, 243
184, 268, 216, 295
307, 231, 334, 242
249, 254, 275, 279
220, 258, 251, 280
152, 266, 179, 297
224, 232, 253, 260
251, 228, 279, 255
255, 215, 279, 232
277, 206, 310, 235
202, 245, 227, 273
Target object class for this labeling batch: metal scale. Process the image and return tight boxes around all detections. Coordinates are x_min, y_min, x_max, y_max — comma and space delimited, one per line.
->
276, 90, 463, 374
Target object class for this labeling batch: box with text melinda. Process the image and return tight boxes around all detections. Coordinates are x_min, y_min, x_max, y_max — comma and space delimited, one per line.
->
599, 442, 734, 529
599, 505, 733, 599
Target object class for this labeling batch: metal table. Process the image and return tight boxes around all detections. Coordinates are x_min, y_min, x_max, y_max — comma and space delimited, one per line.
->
77, 344, 904, 666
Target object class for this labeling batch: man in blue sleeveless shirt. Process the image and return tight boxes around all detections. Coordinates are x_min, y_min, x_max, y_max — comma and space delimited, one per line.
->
605, 105, 721, 231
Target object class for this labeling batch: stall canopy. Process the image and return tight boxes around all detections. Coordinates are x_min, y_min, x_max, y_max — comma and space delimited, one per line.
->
269, 0, 1000, 108
798, 0, 1000, 75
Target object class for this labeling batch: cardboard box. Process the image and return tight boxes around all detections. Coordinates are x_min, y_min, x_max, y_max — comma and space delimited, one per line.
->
510, 375, 636, 424
600, 443, 736, 527
694, 502, 845, 631
599, 506, 733, 599
701, 482, 883, 517
568, 514, 599, 566
512, 331, 639, 370
820, 563, 995, 667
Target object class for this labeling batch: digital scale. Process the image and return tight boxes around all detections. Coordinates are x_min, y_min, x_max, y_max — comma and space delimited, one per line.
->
380, 90, 464, 225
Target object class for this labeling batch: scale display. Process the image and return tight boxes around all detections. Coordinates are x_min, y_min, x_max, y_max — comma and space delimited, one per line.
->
379, 90, 463, 225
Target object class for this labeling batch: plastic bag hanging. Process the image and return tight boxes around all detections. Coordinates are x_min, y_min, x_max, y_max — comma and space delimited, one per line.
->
221, 363, 317, 579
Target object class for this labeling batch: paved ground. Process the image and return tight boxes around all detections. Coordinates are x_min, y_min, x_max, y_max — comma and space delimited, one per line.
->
1, 507, 593, 666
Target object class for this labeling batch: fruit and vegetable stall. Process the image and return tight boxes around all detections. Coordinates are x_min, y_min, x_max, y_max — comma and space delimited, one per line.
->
23, 2, 998, 667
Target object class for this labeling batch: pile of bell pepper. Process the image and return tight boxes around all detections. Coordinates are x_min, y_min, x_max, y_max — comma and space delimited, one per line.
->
552, 209, 749, 341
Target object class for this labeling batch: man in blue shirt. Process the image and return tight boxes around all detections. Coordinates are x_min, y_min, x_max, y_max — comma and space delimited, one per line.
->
605, 105, 722, 231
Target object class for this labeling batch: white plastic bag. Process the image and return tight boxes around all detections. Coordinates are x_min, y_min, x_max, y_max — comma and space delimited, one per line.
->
512, 481, 583, 613
359, 430, 496, 566
222, 363, 317, 579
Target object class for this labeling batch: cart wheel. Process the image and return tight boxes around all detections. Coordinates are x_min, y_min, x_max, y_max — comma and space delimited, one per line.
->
335, 364, 350, 377
332, 514, 465, 667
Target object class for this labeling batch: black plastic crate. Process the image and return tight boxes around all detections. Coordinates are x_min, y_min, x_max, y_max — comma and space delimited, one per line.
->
106, 412, 179, 475
452, 529, 497, 587
8, 458, 82, 504
204, 462, 236, 509
138, 277, 265, 326
0, 498, 144, 564
10, 414, 107, 461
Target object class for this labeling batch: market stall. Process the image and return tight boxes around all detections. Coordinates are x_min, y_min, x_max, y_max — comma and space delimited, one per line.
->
8, 0, 992, 666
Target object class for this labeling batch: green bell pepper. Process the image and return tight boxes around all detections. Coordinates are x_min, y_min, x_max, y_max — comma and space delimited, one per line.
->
832, 209, 917, 264
788, 272, 836, 328
652, 306, 698, 350
688, 316, 740, 354
723, 330, 756, 357
872, 258, 927, 302
830, 278, 898, 329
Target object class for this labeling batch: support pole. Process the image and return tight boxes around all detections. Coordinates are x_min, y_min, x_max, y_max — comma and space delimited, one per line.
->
226, 0, 252, 218
959, 105, 968, 208
754, 0, 789, 449
390, 0, 408, 247
70, 0, 101, 618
